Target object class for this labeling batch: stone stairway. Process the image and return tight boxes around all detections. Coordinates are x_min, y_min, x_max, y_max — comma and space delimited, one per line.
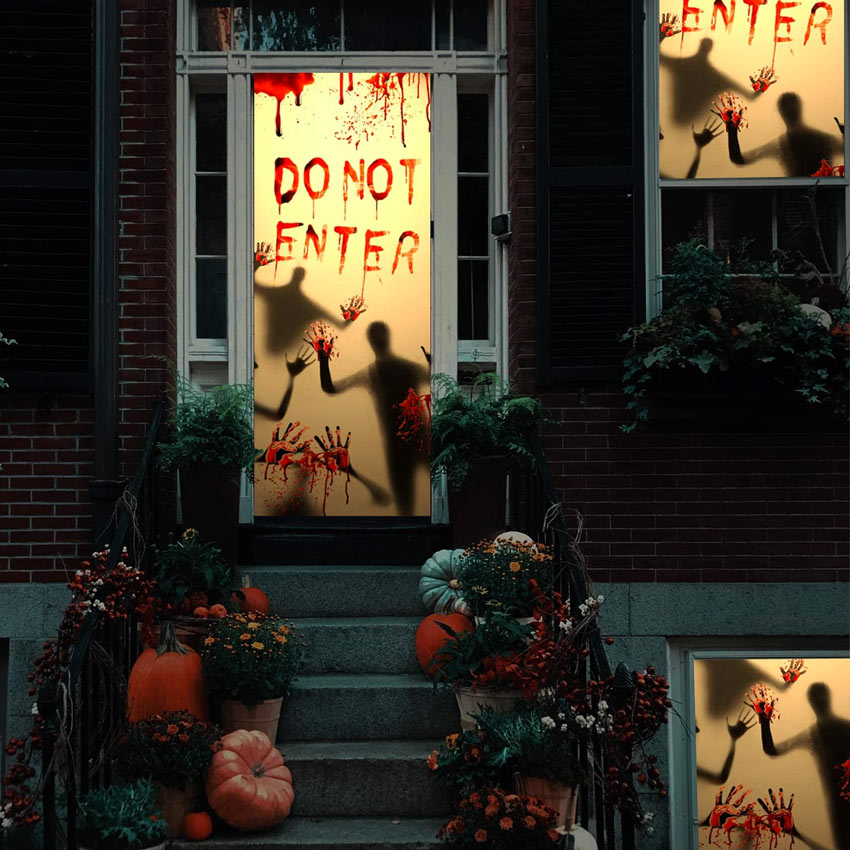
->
192, 564, 457, 849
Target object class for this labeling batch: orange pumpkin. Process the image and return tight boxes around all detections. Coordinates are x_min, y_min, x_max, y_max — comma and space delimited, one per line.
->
193, 606, 209, 618
416, 613, 474, 679
127, 621, 208, 721
206, 730, 294, 832
208, 604, 228, 619
182, 811, 213, 841
237, 575, 270, 615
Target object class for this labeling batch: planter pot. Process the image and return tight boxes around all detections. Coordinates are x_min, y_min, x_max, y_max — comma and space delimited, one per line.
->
138, 618, 210, 652
516, 775, 579, 831
220, 697, 283, 739
81, 842, 167, 850
180, 465, 241, 566
447, 455, 508, 548
157, 782, 199, 839
454, 685, 522, 731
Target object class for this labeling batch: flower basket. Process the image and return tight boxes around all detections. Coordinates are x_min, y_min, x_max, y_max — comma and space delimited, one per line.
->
516, 775, 579, 831
138, 617, 210, 653
454, 684, 522, 730
219, 697, 284, 739
156, 781, 199, 839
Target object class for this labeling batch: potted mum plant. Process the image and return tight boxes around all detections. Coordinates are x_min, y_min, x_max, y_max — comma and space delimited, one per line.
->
431, 611, 533, 729
157, 377, 255, 564
79, 780, 168, 850
427, 730, 510, 801
201, 612, 305, 738
118, 711, 222, 839
437, 786, 562, 848
430, 373, 550, 547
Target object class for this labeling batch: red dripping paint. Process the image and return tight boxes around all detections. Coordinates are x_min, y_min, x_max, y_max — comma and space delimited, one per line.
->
339, 72, 345, 105
397, 73, 406, 148
254, 72, 315, 136
424, 74, 431, 132
396, 388, 431, 452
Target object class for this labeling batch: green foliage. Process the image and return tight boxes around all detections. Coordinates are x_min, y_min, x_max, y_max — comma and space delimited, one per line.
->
152, 529, 237, 608
79, 780, 168, 850
476, 702, 587, 788
622, 239, 849, 430
201, 612, 306, 706
430, 373, 550, 490
118, 711, 222, 791
427, 730, 511, 797
157, 377, 255, 477
458, 540, 554, 618
430, 611, 534, 688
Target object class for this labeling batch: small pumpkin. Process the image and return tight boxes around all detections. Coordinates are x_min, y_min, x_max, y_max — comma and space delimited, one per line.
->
416, 612, 474, 679
193, 606, 210, 619
208, 604, 228, 619
127, 620, 208, 721
419, 549, 470, 615
206, 730, 294, 832
182, 811, 213, 841
237, 575, 270, 615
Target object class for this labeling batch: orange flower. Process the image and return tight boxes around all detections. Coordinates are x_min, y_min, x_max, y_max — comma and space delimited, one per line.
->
178, 733, 189, 742
278, 624, 291, 634
509, 561, 521, 572
485, 804, 499, 818
247, 622, 260, 630
240, 633, 251, 640
548, 829, 561, 842
445, 733, 460, 749
500, 817, 513, 830
166, 724, 179, 735
474, 829, 488, 843
523, 816, 536, 829
204, 636, 215, 645
224, 644, 233, 650
251, 641, 265, 650
275, 634, 288, 644
149, 815, 158, 822
427, 751, 438, 771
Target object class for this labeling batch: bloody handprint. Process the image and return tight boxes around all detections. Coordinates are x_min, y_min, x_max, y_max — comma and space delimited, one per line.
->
749, 67, 779, 93
254, 241, 275, 270
340, 294, 368, 322
779, 659, 807, 684
837, 758, 850, 802
746, 684, 779, 723
708, 785, 751, 846
712, 93, 748, 131
262, 421, 311, 480
660, 11, 681, 38
304, 320, 339, 359
310, 426, 353, 513
396, 388, 431, 451
757, 788, 794, 848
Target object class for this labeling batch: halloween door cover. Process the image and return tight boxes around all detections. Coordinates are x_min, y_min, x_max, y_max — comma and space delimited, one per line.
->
253, 73, 432, 518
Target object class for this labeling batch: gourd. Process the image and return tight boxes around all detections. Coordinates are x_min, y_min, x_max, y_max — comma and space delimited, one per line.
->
182, 811, 213, 841
416, 613, 474, 679
419, 549, 470, 615
206, 730, 294, 832
208, 604, 227, 618
127, 621, 208, 721
238, 575, 271, 615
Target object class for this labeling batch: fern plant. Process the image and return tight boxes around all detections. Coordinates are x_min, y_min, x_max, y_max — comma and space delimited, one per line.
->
157, 376, 255, 478
79, 780, 168, 850
430, 373, 549, 490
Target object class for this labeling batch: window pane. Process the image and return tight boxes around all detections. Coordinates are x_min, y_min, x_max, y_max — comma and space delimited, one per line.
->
778, 189, 845, 277
711, 189, 772, 264
196, 258, 228, 338
435, 0, 450, 49
458, 259, 488, 340
252, 1, 341, 51
453, 0, 488, 50
196, 176, 227, 255
458, 94, 488, 173
345, 0, 431, 50
197, 0, 232, 50
196, 93, 227, 172
458, 176, 489, 257
233, 4, 249, 49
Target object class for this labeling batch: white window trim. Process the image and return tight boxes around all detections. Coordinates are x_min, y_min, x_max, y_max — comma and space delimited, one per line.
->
668, 640, 848, 850
644, 0, 850, 319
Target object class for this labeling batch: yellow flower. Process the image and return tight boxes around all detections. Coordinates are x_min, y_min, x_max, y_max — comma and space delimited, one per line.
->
251, 641, 265, 650
278, 624, 291, 634
224, 644, 233, 650
204, 636, 215, 645
275, 634, 288, 644
445, 733, 460, 750
240, 633, 251, 640
247, 622, 261, 630
509, 561, 521, 573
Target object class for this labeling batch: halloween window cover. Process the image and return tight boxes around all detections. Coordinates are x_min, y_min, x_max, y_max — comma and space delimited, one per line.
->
253, 73, 431, 518
659, 0, 845, 179
694, 656, 850, 849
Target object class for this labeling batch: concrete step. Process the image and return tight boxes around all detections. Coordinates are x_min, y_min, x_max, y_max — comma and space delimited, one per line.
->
296, 617, 420, 675
175, 817, 444, 849
279, 674, 457, 742
239, 566, 426, 618
282, 740, 449, 818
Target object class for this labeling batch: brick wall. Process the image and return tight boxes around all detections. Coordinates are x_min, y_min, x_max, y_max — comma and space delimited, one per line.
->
506, 3, 849, 582
0, 0, 176, 582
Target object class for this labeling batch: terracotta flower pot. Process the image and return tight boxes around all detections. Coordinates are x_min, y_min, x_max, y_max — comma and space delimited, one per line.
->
454, 685, 522, 730
157, 782, 199, 839
219, 697, 283, 739
517, 775, 579, 831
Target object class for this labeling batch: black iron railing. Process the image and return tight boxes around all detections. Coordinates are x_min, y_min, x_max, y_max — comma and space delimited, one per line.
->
512, 432, 636, 850
37, 398, 165, 850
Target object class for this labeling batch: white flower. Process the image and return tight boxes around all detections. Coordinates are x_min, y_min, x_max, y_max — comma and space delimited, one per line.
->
541, 716, 556, 730
596, 594, 605, 604
31, 702, 39, 715
2, 817, 13, 829
559, 619, 572, 633
598, 700, 608, 711
557, 712, 566, 721
560, 724, 569, 732
93, 600, 107, 611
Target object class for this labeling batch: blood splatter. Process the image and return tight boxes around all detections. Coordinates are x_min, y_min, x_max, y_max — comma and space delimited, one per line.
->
712, 92, 748, 130
837, 758, 850, 802
304, 320, 339, 359
811, 159, 845, 177
254, 73, 315, 136
396, 388, 431, 451
262, 421, 310, 480
779, 658, 806, 683
707, 785, 751, 846
749, 66, 778, 92
660, 11, 682, 37
311, 425, 353, 514
745, 684, 779, 722
254, 241, 275, 270
339, 293, 368, 322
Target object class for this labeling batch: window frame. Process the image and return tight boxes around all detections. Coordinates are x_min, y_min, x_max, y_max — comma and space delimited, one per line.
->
645, 0, 850, 319
668, 639, 849, 850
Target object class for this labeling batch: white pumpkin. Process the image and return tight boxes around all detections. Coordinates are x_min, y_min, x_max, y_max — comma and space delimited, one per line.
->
419, 548, 471, 615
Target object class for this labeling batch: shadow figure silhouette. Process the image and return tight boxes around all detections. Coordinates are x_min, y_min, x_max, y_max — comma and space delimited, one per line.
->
759, 682, 850, 849
661, 38, 761, 127
699, 659, 793, 722
723, 93, 844, 177
317, 321, 430, 515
